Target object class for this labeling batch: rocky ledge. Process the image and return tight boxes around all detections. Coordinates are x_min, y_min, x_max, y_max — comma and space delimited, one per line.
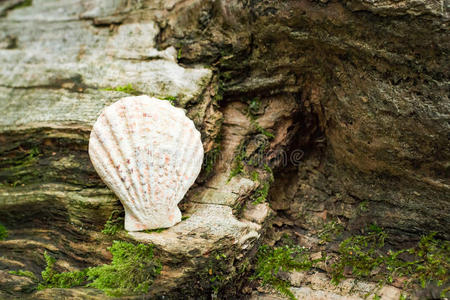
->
0, 0, 448, 299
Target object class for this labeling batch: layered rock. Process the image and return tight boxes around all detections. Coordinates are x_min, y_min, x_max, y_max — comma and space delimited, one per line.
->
0, 0, 272, 298
0, 0, 448, 298
161, 0, 449, 240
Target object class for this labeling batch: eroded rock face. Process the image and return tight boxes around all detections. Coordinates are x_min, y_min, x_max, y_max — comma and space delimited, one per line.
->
162, 0, 449, 239
0, 0, 448, 298
0, 0, 274, 298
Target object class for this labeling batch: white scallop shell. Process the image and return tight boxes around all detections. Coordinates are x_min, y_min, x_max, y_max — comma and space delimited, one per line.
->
88, 95, 204, 231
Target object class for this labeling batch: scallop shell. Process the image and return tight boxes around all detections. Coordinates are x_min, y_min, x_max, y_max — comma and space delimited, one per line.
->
88, 95, 204, 231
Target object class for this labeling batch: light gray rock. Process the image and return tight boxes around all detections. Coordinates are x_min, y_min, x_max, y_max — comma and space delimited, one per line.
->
130, 204, 261, 255
0, 0, 265, 298
253, 271, 412, 300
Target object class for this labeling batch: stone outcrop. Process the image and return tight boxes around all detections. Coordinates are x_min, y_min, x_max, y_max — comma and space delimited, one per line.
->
0, 1, 272, 298
0, 0, 448, 299
161, 0, 449, 241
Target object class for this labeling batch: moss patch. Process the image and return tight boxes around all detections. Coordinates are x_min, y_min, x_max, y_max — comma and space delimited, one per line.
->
162, 95, 177, 105
253, 226, 449, 299
248, 98, 261, 115
10, 0, 32, 10
228, 143, 246, 181
251, 164, 274, 204
246, 98, 274, 139
37, 241, 162, 297
143, 227, 168, 233
0, 223, 7, 240
251, 120, 274, 139
87, 241, 162, 296
103, 84, 139, 95
253, 244, 323, 300
194, 250, 235, 297
101, 210, 124, 236
208, 253, 229, 294
0, 146, 40, 187
251, 182, 270, 204
318, 220, 344, 244
203, 134, 222, 176
331, 226, 449, 298
9, 269, 37, 281
38, 252, 87, 290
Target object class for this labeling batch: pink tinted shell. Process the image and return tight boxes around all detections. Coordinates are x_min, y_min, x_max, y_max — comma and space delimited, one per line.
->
88, 95, 204, 231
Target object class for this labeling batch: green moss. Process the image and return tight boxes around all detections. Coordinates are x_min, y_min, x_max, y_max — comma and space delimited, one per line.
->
143, 227, 168, 233
358, 200, 369, 213
232, 201, 243, 216
263, 164, 274, 180
245, 98, 274, 139
252, 182, 270, 204
203, 134, 222, 176
162, 95, 177, 105
248, 98, 261, 115
238, 258, 250, 275
0, 145, 41, 187
9, 269, 37, 281
252, 120, 275, 139
208, 253, 228, 293
103, 84, 139, 95
87, 241, 162, 296
227, 144, 246, 182
0, 143, 103, 188
221, 71, 233, 81
27, 146, 40, 159
11, 0, 32, 9
254, 229, 449, 299
213, 77, 225, 103
0, 223, 7, 240
251, 171, 259, 182
204, 147, 219, 175
38, 252, 87, 290
198, 251, 233, 296
408, 232, 449, 290
37, 241, 162, 297
331, 225, 387, 285
228, 159, 244, 180
214, 92, 223, 103
318, 220, 344, 244
1, 146, 39, 168
251, 164, 274, 204
102, 210, 124, 236
399, 294, 407, 300
253, 244, 323, 300
331, 226, 449, 298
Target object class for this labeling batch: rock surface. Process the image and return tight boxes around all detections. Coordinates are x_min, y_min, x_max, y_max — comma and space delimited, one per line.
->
0, 0, 266, 298
0, 0, 448, 299
162, 0, 449, 241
